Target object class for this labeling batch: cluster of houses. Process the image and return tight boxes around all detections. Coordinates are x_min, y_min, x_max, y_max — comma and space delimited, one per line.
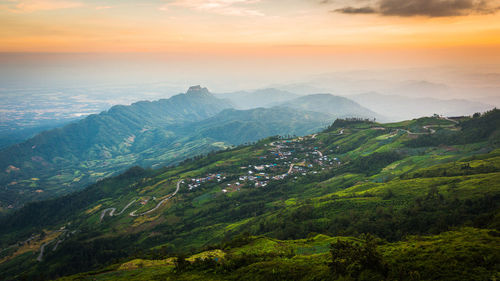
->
222, 181, 242, 193
187, 173, 226, 190
184, 136, 343, 194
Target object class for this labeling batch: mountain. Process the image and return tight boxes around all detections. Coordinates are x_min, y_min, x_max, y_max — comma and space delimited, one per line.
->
280, 94, 383, 120
0, 121, 78, 150
269, 83, 328, 95
387, 80, 451, 97
0, 109, 499, 280
349, 92, 494, 121
186, 107, 333, 144
0, 86, 233, 209
215, 88, 299, 109
216, 90, 383, 121
0, 87, 343, 210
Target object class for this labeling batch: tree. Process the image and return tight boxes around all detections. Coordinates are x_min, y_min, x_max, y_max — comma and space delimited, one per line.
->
382, 189, 394, 200
174, 255, 190, 272
329, 236, 387, 280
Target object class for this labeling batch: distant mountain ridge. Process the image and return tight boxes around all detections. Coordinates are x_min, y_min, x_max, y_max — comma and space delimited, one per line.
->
1, 86, 231, 164
0, 86, 358, 210
0, 86, 233, 208
349, 92, 494, 121
216, 89, 382, 120
187, 107, 333, 144
279, 94, 382, 120
215, 88, 299, 109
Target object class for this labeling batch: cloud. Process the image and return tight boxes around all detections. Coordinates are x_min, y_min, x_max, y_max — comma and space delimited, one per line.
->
5, 0, 83, 13
95, 6, 112, 10
334, 6, 375, 14
332, 0, 500, 17
160, 0, 264, 16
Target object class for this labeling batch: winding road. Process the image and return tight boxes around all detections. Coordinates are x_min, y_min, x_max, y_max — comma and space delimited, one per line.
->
442, 117, 459, 124
37, 242, 48, 262
52, 240, 63, 251
98, 179, 183, 222
100, 199, 137, 222
100, 208, 116, 221
399, 123, 456, 135
129, 179, 183, 217
37, 229, 70, 262
397, 117, 459, 136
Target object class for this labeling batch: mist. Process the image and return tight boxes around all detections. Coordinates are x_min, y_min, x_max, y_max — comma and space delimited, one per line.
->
1, 52, 499, 127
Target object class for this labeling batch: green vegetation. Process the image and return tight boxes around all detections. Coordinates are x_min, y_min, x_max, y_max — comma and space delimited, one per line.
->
0, 109, 499, 280
54, 228, 500, 281
0, 87, 341, 210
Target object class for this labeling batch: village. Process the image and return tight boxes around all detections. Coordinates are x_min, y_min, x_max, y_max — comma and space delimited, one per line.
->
183, 135, 342, 194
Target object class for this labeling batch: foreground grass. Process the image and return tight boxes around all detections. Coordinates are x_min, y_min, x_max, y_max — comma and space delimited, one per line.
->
58, 227, 500, 281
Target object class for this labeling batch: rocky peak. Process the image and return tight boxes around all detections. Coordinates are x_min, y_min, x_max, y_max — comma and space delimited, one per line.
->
186, 85, 211, 97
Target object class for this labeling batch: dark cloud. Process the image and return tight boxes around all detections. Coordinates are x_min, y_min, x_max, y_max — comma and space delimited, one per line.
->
332, 0, 500, 17
334, 6, 376, 13
379, 0, 497, 16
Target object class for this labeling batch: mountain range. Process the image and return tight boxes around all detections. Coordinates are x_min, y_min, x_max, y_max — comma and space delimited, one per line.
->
215, 88, 299, 109
348, 92, 493, 121
0, 86, 376, 210
280, 94, 381, 120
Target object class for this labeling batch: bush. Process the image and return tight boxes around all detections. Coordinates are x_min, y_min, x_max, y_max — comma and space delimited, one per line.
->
329, 236, 387, 280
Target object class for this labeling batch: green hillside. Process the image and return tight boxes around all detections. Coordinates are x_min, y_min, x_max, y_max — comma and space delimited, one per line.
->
0, 109, 499, 280
0, 86, 231, 208
56, 228, 500, 281
187, 107, 333, 144
0, 87, 338, 210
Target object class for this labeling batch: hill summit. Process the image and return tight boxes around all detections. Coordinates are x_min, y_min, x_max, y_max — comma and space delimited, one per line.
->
186, 85, 211, 97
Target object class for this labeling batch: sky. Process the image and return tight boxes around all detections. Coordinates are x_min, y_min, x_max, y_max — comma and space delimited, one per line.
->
1, 0, 499, 53
0, 0, 499, 93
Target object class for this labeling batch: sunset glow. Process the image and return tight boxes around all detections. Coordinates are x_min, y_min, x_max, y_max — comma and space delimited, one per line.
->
0, 0, 499, 59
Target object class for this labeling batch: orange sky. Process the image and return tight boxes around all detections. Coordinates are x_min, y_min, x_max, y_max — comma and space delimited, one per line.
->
0, 0, 499, 66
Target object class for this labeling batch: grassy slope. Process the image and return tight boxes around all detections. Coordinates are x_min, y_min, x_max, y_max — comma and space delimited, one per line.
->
1, 111, 499, 280
57, 227, 500, 281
